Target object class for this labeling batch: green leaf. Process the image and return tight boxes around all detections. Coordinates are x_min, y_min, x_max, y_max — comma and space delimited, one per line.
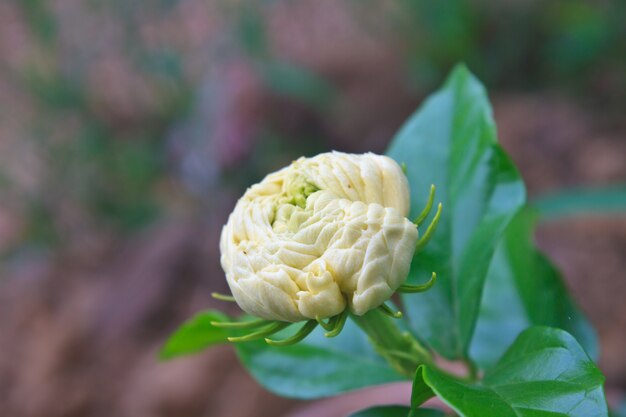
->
532, 185, 626, 220
386, 64, 526, 359
349, 405, 443, 417
470, 208, 598, 368
159, 310, 229, 360
235, 319, 405, 399
413, 327, 608, 417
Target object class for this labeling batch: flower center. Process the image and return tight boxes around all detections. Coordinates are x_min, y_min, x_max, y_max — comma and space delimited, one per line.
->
282, 175, 320, 208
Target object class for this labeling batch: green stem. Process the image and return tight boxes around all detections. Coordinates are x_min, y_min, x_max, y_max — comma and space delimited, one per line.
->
351, 309, 434, 377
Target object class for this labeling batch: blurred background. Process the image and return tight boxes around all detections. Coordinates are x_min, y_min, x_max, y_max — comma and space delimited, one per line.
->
0, 0, 625, 416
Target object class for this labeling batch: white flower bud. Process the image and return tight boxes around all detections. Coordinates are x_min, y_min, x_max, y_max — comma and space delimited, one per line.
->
220, 152, 418, 322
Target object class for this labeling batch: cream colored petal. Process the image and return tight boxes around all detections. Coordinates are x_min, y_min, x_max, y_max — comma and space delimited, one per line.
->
220, 152, 418, 322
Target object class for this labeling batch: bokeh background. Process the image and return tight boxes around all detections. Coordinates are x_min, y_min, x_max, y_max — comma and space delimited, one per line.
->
0, 1, 625, 416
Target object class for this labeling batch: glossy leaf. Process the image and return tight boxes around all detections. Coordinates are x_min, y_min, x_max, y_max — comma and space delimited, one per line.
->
413, 327, 608, 417
235, 319, 406, 399
470, 208, 598, 368
160, 310, 229, 360
533, 185, 626, 220
349, 405, 443, 417
386, 64, 526, 359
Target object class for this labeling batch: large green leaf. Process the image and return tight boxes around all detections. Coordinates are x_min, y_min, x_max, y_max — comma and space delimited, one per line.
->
349, 405, 443, 417
159, 310, 229, 360
533, 185, 626, 220
470, 208, 598, 368
386, 64, 526, 359
235, 319, 406, 399
413, 327, 608, 417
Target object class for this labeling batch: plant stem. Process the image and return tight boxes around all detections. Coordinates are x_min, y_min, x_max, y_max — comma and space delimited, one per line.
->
351, 309, 434, 377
